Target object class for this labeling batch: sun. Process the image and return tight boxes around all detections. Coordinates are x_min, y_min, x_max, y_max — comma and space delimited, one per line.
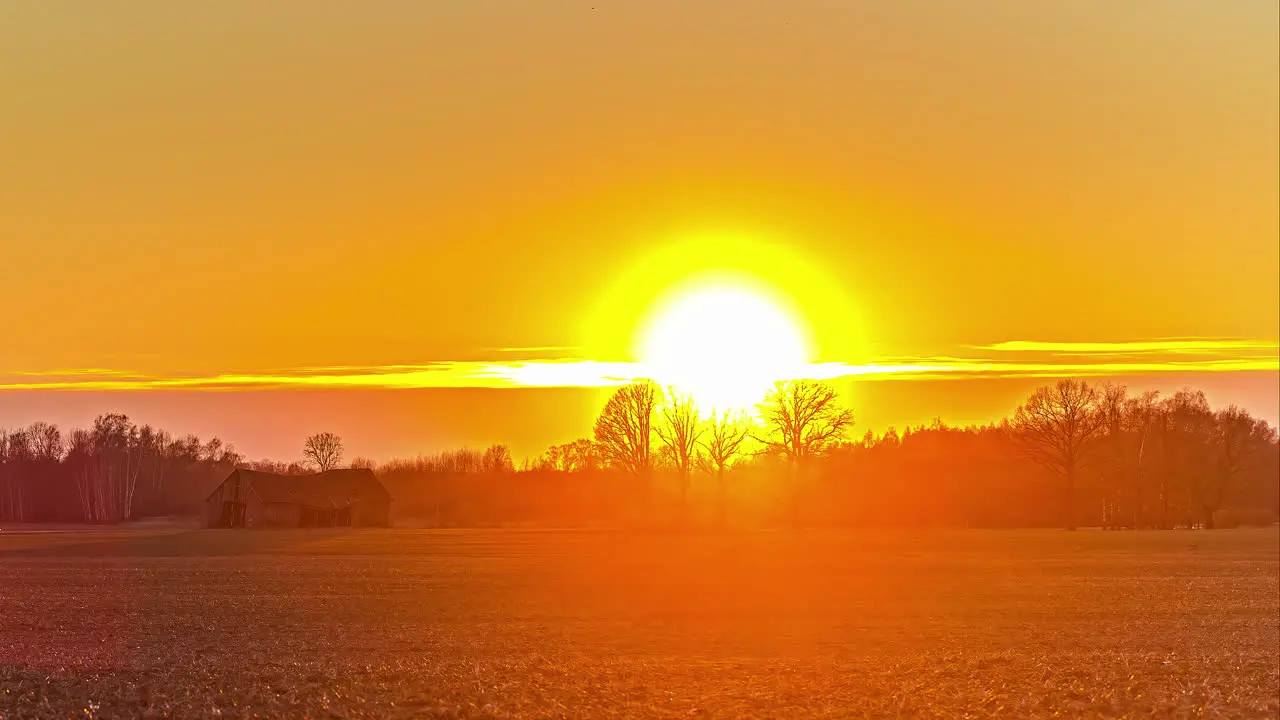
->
635, 276, 811, 414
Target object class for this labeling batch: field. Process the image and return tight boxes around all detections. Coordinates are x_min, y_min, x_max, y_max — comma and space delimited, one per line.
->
0, 529, 1276, 719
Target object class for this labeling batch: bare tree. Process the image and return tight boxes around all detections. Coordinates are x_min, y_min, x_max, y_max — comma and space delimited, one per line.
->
435, 448, 483, 474
1095, 383, 1129, 529
0, 429, 31, 521
1, 424, 66, 523
758, 379, 854, 526
134, 425, 169, 493
568, 438, 602, 471
482, 444, 515, 474
593, 382, 660, 476
27, 422, 63, 461
699, 410, 751, 528
94, 414, 144, 522
1011, 379, 1105, 530
303, 432, 344, 472
758, 380, 855, 462
541, 439, 602, 472
655, 388, 702, 525
1159, 390, 1214, 528
1123, 390, 1162, 528
52, 413, 146, 523
541, 443, 571, 472
1203, 406, 1276, 529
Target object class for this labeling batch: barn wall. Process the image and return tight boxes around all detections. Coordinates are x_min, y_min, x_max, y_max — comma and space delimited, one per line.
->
205, 481, 227, 528
242, 492, 264, 528
257, 502, 301, 528
209, 471, 392, 528
353, 498, 391, 527
207, 473, 249, 528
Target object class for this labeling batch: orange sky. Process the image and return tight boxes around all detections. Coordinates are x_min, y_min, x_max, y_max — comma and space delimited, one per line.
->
1, 2, 1277, 461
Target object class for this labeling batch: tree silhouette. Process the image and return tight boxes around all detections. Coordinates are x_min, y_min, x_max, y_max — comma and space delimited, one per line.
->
1158, 390, 1213, 529
1203, 406, 1276, 529
655, 388, 702, 525
541, 438, 602, 472
593, 381, 659, 476
303, 432, 344, 472
0, 429, 31, 520
1095, 383, 1129, 529
27, 422, 63, 461
1122, 390, 1162, 528
758, 379, 854, 526
0, 376, 1274, 530
699, 410, 750, 528
1011, 379, 1105, 530
482, 444, 514, 473
87, 414, 144, 522
758, 380, 854, 462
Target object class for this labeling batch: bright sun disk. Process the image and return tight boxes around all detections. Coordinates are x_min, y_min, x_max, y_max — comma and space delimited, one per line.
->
636, 281, 810, 414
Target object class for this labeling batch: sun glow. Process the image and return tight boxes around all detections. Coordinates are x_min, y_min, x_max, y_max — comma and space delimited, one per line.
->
636, 278, 811, 413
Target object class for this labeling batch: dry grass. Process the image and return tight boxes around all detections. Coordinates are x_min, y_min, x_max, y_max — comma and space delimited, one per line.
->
0, 528, 1276, 718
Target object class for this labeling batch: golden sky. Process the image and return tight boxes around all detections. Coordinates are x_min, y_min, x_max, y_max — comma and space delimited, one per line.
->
1, 2, 1276, 460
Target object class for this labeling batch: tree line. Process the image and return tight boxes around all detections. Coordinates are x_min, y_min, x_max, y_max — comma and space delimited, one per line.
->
0, 414, 242, 523
0, 379, 1275, 528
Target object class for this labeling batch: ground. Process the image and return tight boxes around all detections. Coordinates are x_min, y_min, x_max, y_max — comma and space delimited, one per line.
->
0, 528, 1276, 719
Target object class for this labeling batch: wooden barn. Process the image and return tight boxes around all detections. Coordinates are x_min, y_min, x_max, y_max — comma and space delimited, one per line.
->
206, 468, 392, 528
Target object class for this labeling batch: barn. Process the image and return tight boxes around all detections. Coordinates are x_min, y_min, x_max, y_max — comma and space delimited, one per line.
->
206, 468, 392, 528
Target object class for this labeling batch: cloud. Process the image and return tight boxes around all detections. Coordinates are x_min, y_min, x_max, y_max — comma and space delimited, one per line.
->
0, 361, 647, 392
978, 338, 1279, 355
490, 346, 581, 354
10, 368, 149, 378
0, 338, 1275, 393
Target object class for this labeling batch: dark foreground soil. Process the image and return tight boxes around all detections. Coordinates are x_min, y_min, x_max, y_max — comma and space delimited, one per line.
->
1, 528, 1276, 718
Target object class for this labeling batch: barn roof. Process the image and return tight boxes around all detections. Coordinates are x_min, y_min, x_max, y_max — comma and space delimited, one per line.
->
209, 468, 390, 509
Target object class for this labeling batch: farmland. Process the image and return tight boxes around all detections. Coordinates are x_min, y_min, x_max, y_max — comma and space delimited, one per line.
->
1, 529, 1276, 718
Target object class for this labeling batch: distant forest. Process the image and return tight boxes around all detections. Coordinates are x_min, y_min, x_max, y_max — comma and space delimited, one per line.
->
1, 379, 1276, 530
